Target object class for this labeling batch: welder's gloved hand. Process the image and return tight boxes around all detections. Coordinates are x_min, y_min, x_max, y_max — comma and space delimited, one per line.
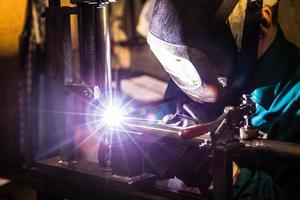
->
161, 113, 198, 127
166, 146, 213, 193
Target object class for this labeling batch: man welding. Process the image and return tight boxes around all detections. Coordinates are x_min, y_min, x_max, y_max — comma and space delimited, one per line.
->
146, 0, 300, 199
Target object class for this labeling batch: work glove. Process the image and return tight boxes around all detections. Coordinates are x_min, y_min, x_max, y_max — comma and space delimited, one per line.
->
159, 105, 212, 192
170, 145, 213, 192
161, 113, 198, 127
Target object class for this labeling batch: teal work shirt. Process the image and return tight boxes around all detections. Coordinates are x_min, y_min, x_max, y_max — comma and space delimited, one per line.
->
234, 28, 300, 200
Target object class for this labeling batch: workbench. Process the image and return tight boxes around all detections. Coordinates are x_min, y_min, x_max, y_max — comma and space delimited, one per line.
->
30, 157, 208, 200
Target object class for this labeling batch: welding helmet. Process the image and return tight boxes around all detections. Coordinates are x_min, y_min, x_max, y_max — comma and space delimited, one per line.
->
147, 0, 278, 103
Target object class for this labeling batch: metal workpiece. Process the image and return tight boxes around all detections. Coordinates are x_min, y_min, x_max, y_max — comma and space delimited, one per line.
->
45, 2, 73, 79
122, 118, 300, 161
70, 0, 116, 8
45, 0, 77, 164
212, 143, 236, 200
239, 94, 259, 140
94, 4, 114, 169
239, 124, 259, 140
76, 0, 113, 95
122, 120, 208, 145
98, 134, 113, 170
45, 0, 115, 166
211, 141, 245, 200
95, 5, 112, 96
243, 139, 300, 160
77, 3, 97, 86
120, 97, 256, 147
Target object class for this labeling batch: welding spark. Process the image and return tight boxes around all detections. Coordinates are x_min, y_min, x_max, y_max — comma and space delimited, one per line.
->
102, 104, 125, 127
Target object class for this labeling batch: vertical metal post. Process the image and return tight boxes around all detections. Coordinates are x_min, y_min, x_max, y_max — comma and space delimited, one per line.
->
77, 3, 97, 86
95, 4, 113, 170
46, 0, 61, 77
60, 15, 76, 162
46, 0, 75, 162
95, 5, 112, 101
212, 139, 244, 200
212, 147, 233, 200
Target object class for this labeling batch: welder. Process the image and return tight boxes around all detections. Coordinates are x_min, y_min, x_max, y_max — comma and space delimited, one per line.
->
146, 0, 300, 199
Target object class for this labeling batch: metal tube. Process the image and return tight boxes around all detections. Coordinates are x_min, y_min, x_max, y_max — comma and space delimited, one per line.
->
60, 14, 75, 162
78, 3, 97, 86
60, 15, 73, 84
95, 5, 112, 101
120, 120, 300, 160
45, 0, 75, 162
213, 149, 233, 200
121, 120, 208, 145
243, 139, 300, 160
95, 4, 113, 170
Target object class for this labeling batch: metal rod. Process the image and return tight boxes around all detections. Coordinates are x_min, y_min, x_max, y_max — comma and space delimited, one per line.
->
60, 13, 75, 162
243, 139, 300, 159
95, 5, 112, 102
45, 0, 75, 162
120, 120, 208, 145
213, 149, 233, 200
61, 14, 73, 84
95, 4, 113, 170
120, 120, 300, 160
78, 3, 97, 86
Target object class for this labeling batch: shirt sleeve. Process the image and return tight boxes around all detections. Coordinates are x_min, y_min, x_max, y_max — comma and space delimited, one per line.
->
234, 168, 300, 200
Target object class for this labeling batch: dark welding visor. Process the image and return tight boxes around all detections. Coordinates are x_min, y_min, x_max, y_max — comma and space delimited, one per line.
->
148, 0, 262, 103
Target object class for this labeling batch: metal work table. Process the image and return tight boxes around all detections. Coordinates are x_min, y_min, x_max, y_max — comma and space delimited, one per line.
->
30, 157, 208, 200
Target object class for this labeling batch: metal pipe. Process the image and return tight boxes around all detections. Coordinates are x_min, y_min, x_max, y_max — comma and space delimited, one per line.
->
45, 0, 75, 162
59, 12, 75, 162
95, 5, 112, 101
94, 4, 113, 170
121, 120, 208, 145
121, 120, 300, 160
243, 139, 300, 160
78, 3, 97, 86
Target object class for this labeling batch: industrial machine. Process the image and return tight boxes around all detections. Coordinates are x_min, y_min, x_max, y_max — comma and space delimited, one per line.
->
30, 0, 300, 200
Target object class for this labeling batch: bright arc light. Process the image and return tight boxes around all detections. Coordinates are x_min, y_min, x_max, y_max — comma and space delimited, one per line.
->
102, 105, 125, 127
